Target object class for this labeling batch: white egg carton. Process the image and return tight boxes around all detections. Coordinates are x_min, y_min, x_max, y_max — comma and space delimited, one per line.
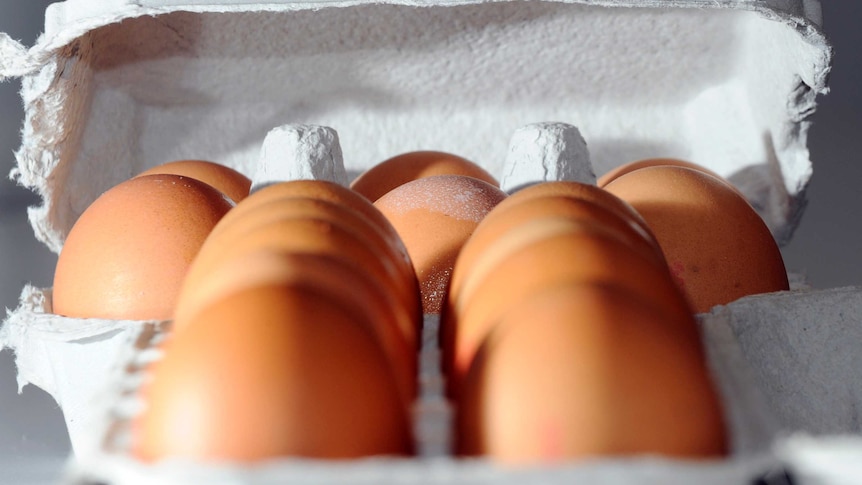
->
0, 0, 857, 483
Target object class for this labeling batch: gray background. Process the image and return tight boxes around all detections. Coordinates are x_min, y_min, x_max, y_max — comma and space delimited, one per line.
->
0, 0, 859, 482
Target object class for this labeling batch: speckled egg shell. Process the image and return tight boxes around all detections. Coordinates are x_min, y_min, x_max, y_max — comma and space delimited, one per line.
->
374, 175, 507, 314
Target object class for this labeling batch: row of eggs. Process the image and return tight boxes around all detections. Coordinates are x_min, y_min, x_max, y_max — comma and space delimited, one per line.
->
48, 151, 789, 464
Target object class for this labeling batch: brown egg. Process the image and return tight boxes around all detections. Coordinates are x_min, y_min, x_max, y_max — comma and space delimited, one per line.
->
350, 150, 499, 202
137, 160, 251, 203
603, 166, 789, 313
457, 282, 726, 464
214, 181, 419, 300
179, 216, 415, 337
52, 174, 233, 320
447, 194, 665, 307
220, 180, 405, 258
177, 201, 419, 343
374, 175, 508, 314
207, 197, 415, 280
174, 250, 416, 406
444, 220, 692, 398
597, 158, 739, 195
201, 196, 416, 309
133, 284, 413, 462
499, 181, 655, 241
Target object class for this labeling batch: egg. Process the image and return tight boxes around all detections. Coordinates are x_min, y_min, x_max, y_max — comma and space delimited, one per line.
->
373, 175, 508, 313
350, 150, 499, 202
211, 180, 419, 299
499, 181, 656, 240
52, 174, 234, 320
441, 192, 668, 373
200, 196, 416, 310
133, 283, 413, 462
443, 219, 692, 398
603, 165, 789, 313
137, 159, 252, 203
175, 198, 419, 346
178, 216, 415, 334
173, 250, 417, 406
446, 194, 665, 308
597, 158, 739, 195
457, 282, 726, 464
219, 180, 406, 258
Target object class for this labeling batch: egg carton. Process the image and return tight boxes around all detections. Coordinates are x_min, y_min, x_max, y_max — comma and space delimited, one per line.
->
0, 0, 853, 482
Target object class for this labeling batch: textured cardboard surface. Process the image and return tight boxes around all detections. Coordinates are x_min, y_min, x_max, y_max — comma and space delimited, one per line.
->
707, 287, 862, 435
0, 0, 832, 253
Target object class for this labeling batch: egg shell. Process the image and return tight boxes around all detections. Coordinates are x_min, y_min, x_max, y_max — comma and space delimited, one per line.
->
172, 249, 418, 405
597, 158, 731, 190
52, 174, 234, 321
350, 151, 499, 202
451, 216, 675, 323
136, 160, 252, 203
133, 284, 414, 462
374, 175, 508, 314
444, 219, 694, 398
180, 216, 417, 333
201, 196, 417, 309
222, 180, 405, 255
500, 181, 656, 241
457, 282, 726, 464
447, 194, 665, 307
603, 166, 789, 313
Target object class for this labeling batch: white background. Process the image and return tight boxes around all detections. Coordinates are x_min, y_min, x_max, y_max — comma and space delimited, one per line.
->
0, 1, 859, 483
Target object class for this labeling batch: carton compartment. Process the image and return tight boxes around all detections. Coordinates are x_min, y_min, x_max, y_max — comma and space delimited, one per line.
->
17, 2, 827, 253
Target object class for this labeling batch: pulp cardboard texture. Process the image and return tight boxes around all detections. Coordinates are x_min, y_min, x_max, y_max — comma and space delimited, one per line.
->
0, 0, 854, 483
0, 0, 831, 250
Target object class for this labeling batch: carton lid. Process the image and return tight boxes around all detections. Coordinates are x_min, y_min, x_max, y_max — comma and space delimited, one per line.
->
0, 0, 832, 253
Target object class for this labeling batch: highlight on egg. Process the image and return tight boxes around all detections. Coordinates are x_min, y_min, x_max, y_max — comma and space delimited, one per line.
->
137, 159, 252, 204
597, 158, 733, 191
